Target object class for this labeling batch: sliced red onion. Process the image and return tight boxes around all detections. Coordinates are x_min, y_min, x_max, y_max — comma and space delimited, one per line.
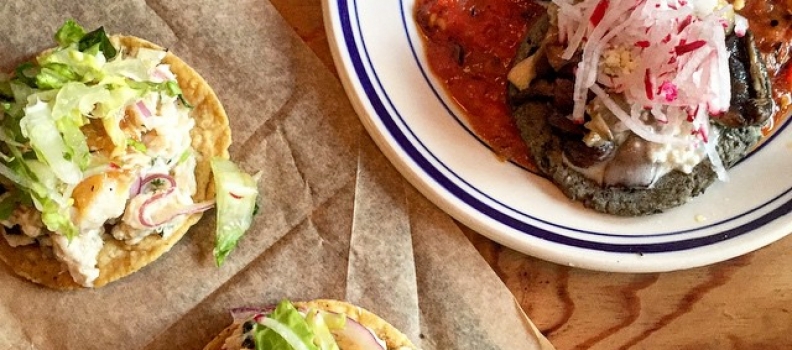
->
136, 100, 152, 118
150, 65, 175, 83
230, 306, 274, 323
335, 316, 386, 350
181, 200, 216, 214
135, 174, 180, 227
138, 199, 215, 227
129, 176, 142, 197
138, 190, 176, 227
141, 173, 176, 190
151, 69, 167, 82
133, 173, 177, 198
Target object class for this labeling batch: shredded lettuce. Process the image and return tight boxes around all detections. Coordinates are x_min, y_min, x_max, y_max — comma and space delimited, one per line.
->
0, 161, 28, 189
250, 301, 345, 350
77, 26, 117, 59
0, 191, 33, 221
38, 197, 78, 238
52, 82, 111, 118
104, 58, 155, 82
56, 116, 90, 169
36, 63, 80, 90
38, 46, 107, 83
14, 62, 39, 88
103, 48, 164, 82
20, 99, 82, 184
54, 19, 86, 47
177, 149, 191, 164
9, 80, 35, 105
9, 154, 78, 238
0, 194, 18, 221
0, 20, 176, 240
164, 80, 193, 108
1, 75, 15, 100
211, 158, 259, 266
126, 139, 147, 153
254, 300, 320, 350
305, 309, 343, 350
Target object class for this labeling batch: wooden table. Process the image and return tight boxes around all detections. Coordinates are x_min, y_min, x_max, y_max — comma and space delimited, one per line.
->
271, 1, 792, 348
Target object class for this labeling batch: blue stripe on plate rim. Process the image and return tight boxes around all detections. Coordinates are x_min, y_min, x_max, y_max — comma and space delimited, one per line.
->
337, 0, 792, 253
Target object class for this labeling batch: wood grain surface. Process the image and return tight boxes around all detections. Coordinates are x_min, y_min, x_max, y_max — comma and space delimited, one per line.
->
270, 0, 792, 348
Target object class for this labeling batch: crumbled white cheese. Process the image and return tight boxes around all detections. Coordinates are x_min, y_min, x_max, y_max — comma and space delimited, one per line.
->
51, 230, 103, 287
648, 123, 706, 174
649, 141, 706, 174
600, 45, 637, 77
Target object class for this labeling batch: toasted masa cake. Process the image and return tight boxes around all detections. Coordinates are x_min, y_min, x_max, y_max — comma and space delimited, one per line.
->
508, 10, 769, 216
511, 101, 762, 216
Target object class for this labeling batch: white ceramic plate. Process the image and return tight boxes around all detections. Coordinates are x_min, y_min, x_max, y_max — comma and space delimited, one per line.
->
322, 0, 792, 272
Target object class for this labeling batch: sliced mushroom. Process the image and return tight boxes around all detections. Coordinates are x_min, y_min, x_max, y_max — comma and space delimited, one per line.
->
563, 137, 615, 168
548, 110, 586, 136
544, 40, 581, 77
526, 79, 555, 98
552, 78, 575, 112
507, 14, 551, 91
602, 133, 659, 188
717, 31, 774, 128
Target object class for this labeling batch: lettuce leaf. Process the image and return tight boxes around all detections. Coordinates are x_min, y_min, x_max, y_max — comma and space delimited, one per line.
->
38, 197, 78, 238
39, 45, 106, 82
211, 158, 259, 266
78, 26, 117, 59
14, 62, 39, 88
254, 300, 319, 350
0, 193, 20, 221
36, 63, 80, 90
305, 309, 342, 350
19, 98, 82, 184
54, 20, 86, 47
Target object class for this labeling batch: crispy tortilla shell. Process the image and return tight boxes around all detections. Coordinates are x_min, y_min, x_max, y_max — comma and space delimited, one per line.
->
0, 35, 231, 289
203, 299, 418, 350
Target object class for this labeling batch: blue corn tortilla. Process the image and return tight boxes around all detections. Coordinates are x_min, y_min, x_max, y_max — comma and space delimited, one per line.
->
508, 15, 765, 216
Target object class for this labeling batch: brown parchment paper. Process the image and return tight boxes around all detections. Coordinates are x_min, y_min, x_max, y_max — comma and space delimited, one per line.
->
0, 1, 554, 349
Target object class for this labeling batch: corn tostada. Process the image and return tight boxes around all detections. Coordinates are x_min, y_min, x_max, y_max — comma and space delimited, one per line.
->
0, 21, 258, 288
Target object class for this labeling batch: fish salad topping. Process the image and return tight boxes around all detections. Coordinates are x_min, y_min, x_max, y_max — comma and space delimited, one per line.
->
0, 21, 212, 287
223, 301, 402, 350
510, 0, 772, 187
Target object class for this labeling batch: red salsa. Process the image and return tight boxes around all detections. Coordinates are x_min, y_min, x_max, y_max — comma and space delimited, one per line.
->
414, 0, 545, 170
741, 1, 792, 132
